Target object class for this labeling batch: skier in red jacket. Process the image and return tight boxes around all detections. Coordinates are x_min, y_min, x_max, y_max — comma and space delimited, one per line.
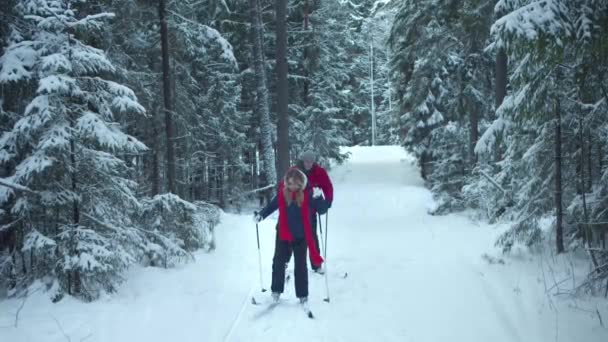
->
294, 150, 333, 273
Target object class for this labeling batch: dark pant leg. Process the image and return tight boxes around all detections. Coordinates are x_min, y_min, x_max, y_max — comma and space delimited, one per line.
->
292, 239, 309, 298
275, 223, 293, 265
309, 214, 321, 269
271, 233, 291, 293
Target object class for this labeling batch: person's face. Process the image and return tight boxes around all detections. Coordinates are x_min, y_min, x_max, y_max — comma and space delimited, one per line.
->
286, 177, 302, 192
303, 160, 314, 170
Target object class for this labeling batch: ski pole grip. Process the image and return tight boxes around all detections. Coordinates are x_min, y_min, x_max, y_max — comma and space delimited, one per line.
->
255, 213, 261, 250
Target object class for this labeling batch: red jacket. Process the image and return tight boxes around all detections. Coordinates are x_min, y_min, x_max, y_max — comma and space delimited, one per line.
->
296, 163, 334, 204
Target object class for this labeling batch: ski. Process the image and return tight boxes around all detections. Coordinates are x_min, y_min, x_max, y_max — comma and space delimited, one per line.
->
252, 296, 314, 319
251, 295, 279, 306
300, 300, 314, 319
311, 270, 348, 279
251, 297, 280, 320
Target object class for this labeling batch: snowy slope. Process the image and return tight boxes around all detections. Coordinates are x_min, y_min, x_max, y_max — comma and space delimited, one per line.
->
1, 145, 607, 342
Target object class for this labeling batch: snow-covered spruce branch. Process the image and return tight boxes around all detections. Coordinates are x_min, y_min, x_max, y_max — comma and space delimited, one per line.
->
225, 184, 275, 202
0, 176, 194, 262
70, 13, 115, 28
0, 217, 24, 233
586, 248, 608, 254
243, 184, 274, 194
0, 255, 14, 272
0, 178, 36, 194
478, 170, 507, 194
27, 4, 114, 30
167, 10, 237, 67
80, 213, 194, 262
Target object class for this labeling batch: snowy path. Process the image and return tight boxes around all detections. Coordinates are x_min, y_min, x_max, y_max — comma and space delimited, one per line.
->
1, 146, 607, 342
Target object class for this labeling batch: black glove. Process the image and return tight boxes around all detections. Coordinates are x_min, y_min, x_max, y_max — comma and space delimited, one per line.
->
314, 198, 330, 215
253, 211, 262, 223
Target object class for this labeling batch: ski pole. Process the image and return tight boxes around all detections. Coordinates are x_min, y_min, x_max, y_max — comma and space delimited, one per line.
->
324, 212, 328, 258
254, 212, 266, 293
318, 213, 330, 303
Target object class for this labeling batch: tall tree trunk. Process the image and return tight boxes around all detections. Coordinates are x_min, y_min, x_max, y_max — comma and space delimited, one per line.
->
219, 162, 225, 207
202, 157, 209, 201
599, 143, 604, 177
468, 39, 480, 168
579, 68, 594, 193
587, 130, 593, 192
70, 133, 79, 225
579, 119, 599, 267
302, 0, 310, 107
468, 104, 478, 167
249, 0, 277, 185
495, 48, 507, 162
252, 148, 259, 189
275, 0, 290, 177
151, 121, 161, 196
159, 0, 176, 194
69, 109, 81, 295
495, 48, 507, 108
555, 97, 564, 254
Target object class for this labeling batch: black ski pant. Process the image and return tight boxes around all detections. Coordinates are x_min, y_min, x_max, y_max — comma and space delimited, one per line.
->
271, 231, 308, 298
280, 214, 321, 269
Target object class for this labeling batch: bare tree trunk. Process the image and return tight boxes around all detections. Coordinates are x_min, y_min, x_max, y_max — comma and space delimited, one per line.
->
151, 122, 161, 196
496, 48, 507, 108
302, 0, 310, 107
578, 118, 600, 269
69, 110, 81, 295
219, 162, 225, 207
555, 97, 564, 254
202, 157, 208, 201
159, 0, 176, 194
587, 129, 593, 191
468, 39, 480, 167
495, 47, 507, 162
275, 0, 290, 177
70, 134, 79, 226
249, 0, 277, 185
469, 108, 479, 167
252, 148, 259, 189
599, 143, 604, 176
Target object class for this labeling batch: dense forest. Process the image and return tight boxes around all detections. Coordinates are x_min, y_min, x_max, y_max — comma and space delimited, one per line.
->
0, 0, 606, 301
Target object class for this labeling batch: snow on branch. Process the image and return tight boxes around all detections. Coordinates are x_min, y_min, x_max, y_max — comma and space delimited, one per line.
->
22, 229, 57, 252
478, 169, 507, 194
490, 0, 570, 48
475, 117, 508, 155
0, 178, 36, 194
69, 13, 115, 28
168, 10, 237, 68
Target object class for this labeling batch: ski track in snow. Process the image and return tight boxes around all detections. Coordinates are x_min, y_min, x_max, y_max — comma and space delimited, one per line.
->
1, 146, 607, 342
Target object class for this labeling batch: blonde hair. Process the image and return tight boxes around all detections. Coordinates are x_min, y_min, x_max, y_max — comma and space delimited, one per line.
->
283, 168, 306, 207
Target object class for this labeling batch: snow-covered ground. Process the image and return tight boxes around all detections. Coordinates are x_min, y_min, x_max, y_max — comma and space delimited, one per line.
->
1, 145, 607, 342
